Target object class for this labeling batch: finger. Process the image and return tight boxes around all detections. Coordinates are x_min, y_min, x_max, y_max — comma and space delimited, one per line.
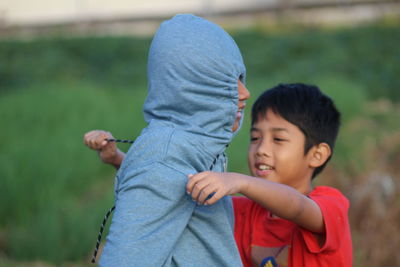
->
98, 135, 110, 148
186, 174, 194, 193
84, 130, 96, 139
204, 190, 225, 205
196, 183, 220, 204
83, 132, 89, 144
104, 131, 114, 139
186, 172, 209, 194
192, 178, 217, 204
92, 132, 110, 149
101, 140, 117, 153
190, 178, 211, 202
99, 132, 115, 147
86, 130, 100, 139
99, 139, 106, 146
88, 134, 101, 149
83, 131, 96, 146
198, 180, 220, 205
85, 131, 101, 147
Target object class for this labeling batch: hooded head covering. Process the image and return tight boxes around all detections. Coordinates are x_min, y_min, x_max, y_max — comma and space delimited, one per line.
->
144, 14, 246, 146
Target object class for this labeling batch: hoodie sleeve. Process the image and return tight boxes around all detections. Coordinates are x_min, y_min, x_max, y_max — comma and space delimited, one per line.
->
99, 162, 196, 266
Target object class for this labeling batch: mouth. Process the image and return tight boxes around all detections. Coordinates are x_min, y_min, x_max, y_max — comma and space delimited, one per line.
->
256, 163, 274, 170
255, 163, 274, 177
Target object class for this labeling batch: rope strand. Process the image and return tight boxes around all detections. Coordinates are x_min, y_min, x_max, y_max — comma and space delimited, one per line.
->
105, 138, 134, 144
91, 137, 133, 263
91, 206, 115, 263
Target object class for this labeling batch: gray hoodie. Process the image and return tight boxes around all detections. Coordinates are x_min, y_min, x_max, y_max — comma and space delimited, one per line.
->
100, 14, 246, 266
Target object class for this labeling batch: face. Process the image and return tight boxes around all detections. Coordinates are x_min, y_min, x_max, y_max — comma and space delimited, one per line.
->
247, 109, 315, 193
232, 79, 250, 132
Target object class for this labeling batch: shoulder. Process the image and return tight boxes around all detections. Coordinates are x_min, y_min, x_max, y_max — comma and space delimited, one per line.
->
308, 186, 351, 243
307, 186, 351, 247
122, 124, 175, 169
117, 161, 190, 194
311, 185, 345, 195
293, 186, 352, 258
310, 186, 349, 208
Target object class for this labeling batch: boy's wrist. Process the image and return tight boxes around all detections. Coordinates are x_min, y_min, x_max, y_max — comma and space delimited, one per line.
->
113, 150, 125, 169
237, 173, 255, 196
229, 172, 250, 194
103, 149, 124, 169
241, 175, 251, 194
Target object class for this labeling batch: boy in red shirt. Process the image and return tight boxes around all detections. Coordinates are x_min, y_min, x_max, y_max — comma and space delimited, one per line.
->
187, 83, 352, 267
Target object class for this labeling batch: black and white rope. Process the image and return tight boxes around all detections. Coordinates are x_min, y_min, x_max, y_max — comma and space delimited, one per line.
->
91, 138, 133, 263
105, 138, 135, 144
209, 154, 219, 171
91, 205, 115, 263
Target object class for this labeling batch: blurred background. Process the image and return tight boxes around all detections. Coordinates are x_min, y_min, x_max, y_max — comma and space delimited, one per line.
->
0, 0, 399, 266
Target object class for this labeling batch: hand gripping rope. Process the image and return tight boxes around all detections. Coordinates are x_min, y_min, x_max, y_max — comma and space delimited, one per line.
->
91, 138, 224, 263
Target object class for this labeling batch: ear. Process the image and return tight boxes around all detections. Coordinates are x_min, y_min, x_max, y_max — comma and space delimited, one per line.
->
308, 143, 331, 168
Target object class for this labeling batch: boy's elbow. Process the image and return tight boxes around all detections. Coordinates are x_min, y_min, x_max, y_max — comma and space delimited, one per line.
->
289, 196, 325, 234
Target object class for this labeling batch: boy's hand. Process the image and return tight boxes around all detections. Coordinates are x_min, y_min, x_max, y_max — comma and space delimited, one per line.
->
186, 171, 244, 205
83, 130, 123, 167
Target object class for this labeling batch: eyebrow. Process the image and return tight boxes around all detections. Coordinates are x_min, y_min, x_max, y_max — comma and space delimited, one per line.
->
250, 126, 289, 133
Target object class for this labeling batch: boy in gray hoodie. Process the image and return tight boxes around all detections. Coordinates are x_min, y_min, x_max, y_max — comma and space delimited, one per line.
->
85, 14, 250, 266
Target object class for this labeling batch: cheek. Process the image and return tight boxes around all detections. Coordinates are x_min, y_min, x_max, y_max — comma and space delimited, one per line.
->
248, 145, 257, 158
247, 146, 255, 167
275, 148, 291, 161
275, 147, 305, 171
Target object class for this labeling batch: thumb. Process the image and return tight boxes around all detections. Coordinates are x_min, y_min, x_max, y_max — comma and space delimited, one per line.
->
101, 140, 108, 146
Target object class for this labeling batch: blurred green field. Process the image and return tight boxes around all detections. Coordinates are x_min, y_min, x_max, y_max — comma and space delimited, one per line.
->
1, 19, 399, 266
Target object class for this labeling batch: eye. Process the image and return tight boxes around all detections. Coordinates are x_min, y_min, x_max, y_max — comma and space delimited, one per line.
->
250, 136, 260, 142
250, 129, 261, 143
273, 137, 286, 142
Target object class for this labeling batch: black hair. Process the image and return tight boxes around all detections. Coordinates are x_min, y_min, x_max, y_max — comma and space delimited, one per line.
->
251, 83, 341, 179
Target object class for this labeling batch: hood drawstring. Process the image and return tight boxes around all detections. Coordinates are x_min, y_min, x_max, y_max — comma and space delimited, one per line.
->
105, 138, 134, 144
91, 206, 115, 263
90, 139, 227, 263
91, 138, 133, 264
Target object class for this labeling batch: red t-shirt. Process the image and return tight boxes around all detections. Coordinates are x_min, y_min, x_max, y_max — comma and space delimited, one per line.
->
233, 186, 352, 267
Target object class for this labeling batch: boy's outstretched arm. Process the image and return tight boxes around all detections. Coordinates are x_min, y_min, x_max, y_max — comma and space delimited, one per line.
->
187, 172, 325, 234
83, 130, 125, 169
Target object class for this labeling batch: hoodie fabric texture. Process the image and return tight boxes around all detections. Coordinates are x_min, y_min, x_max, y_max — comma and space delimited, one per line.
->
100, 14, 246, 267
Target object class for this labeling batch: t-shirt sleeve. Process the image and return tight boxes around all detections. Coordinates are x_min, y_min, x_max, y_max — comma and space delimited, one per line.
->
232, 195, 251, 232
233, 196, 249, 212
300, 187, 350, 253
232, 196, 254, 265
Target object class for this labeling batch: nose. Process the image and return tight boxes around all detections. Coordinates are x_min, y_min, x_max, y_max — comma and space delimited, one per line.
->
238, 80, 250, 101
256, 139, 271, 158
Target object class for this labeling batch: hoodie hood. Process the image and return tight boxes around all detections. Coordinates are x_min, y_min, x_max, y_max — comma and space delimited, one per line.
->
143, 14, 246, 149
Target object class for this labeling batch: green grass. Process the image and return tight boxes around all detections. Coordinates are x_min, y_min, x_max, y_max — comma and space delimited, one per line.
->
1, 20, 399, 265
0, 83, 146, 262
